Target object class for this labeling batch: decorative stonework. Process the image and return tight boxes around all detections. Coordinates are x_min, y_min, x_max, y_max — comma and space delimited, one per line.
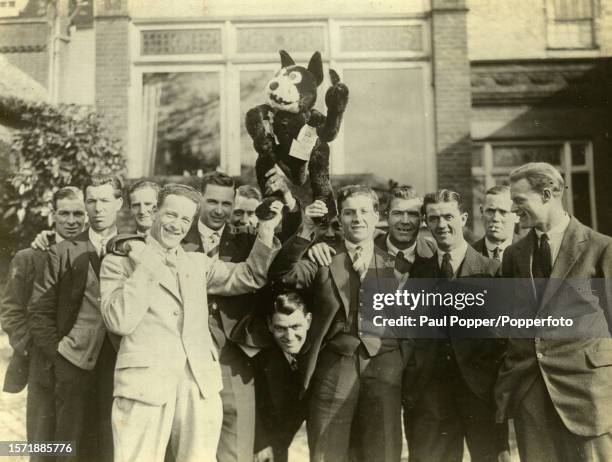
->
340, 25, 423, 52
141, 29, 222, 55
236, 26, 324, 54
0, 44, 46, 52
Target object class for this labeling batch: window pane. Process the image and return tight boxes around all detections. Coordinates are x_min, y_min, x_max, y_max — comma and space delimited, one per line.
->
240, 71, 270, 171
571, 143, 587, 165
142, 72, 220, 175
492, 145, 561, 167
342, 67, 429, 192
571, 173, 592, 226
472, 146, 483, 168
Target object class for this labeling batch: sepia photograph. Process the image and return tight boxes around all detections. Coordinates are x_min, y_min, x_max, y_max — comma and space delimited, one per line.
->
0, 0, 611, 461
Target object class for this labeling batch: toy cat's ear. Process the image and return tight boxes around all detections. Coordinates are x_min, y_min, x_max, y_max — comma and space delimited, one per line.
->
307, 51, 324, 87
279, 50, 295, 68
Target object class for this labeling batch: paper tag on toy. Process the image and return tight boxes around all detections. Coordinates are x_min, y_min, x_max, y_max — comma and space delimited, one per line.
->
263, 111, 279, 144
289, 124, 317, 161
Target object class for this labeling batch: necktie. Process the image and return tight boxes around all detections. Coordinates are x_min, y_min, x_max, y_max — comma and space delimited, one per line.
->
99, 239, 106, 258
395, 251, 412, 275
207, 232, 220, 258
537, 233, 552, 278
289, 355, 298, 372
440, 252, 453, 279
352, 246, 367, 279
492, 247, 501, 261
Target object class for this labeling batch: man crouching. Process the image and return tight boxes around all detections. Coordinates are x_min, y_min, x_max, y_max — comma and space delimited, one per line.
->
100, 183, 282, 462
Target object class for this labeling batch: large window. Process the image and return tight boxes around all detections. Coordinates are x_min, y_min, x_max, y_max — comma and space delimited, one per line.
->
472, 141, 597, 236
130, 19, 435, 192
546, 0, 596, 49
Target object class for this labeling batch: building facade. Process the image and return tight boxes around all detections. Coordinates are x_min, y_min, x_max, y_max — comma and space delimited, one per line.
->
1, 0, 610, 235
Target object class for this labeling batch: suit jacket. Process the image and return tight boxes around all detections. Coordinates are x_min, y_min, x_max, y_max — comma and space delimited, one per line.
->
28, 230, 119, 361
374, 232, 436, 270
495, 217, 612, 437
100, 234, 280, 405
0, 247, 49, 392
404, 245, 504, 405
253, 345, 305, 453
270, 236, 403, 390
182, 210, 300, 348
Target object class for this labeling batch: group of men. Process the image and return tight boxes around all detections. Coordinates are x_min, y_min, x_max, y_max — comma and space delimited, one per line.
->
1, 161, 611, 462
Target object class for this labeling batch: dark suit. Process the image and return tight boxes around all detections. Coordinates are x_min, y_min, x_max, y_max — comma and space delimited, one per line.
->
181, 209, 300, 462
403, 245, 507, 462
373, 232, 436, 269
28, 231, 117, 462
1, 245, 56, 454
472, 236, 517, 260
253, 345, 306, 462
271, 236, 408, 462
495, 217, 612, 461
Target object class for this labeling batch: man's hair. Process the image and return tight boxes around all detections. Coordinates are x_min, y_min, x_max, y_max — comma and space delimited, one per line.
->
128, 180, 161, 205
422, 189, 465, 214
336, 185, 379, 214
158, 183, 202, 219
387, 186, 422, 213
200, 171, 235, 195
83, 175, 123, 199
270, 292, 308, 317
236, 184, 262, 202
52, 186, 84, 209
485, 185, 510, 196
509, 162, 565, 197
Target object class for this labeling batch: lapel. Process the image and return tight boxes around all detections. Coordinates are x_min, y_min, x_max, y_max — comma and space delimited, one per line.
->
147, 236, 183, 304
219, 225, 241, 262
69, 231, 92, 296
182, 224, 204, 253
458, 245, 482, 278
87, 239, 101, 279
176, 248, 198, 332
538, 217, 587, 310
329, 245, 352, 318
513, 229, 538, 302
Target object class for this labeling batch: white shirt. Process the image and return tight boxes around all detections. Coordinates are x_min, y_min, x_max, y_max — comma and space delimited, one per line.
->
484, 237, 513, 260
198, 221, 224, 255
386, 235, 417, 263
88, 227, 117, 256
534, 213, 570, 265
436, 240, 469, 277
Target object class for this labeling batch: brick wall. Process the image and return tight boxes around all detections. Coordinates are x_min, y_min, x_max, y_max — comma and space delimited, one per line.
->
432, 0, 474, 221
94, 1, 130, 148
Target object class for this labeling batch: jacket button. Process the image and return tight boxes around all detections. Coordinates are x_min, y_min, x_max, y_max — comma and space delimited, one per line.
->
534, 337, 540, 343
536, 352, 543, 359
173, 310, 179, 316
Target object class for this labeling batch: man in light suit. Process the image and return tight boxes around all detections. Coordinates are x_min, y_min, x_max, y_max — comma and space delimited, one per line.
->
0, 187, 86, 456
402, 189, 506, 462
100, 183, 282, 462
270, 185, 407, 462
29, 176, 123, 462
495, 162, 612, 461
472, 185, 518, 262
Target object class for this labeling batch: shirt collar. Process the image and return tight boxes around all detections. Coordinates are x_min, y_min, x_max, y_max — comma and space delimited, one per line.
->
386, 235, 416, 262
198, 220, 224, 239
437, 240, 468, 269
344, 239, 374, 256
55, 232, 64, 244
484, 236, 513, 253
88, 227, 117, 248
534, 213, 570, 240
146, 233, 180, 256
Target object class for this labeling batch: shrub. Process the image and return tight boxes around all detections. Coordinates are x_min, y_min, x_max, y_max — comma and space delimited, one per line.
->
0, 96, 126, 256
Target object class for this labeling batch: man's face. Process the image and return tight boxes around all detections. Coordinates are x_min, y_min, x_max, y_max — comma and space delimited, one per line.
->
231, 194, 260, 228
199, 184, 234, 231
387, 198, 422, 247
481, 192, 517, 243
85, 184, 123, 232
425, 201, 467, 251
268, 310, 312, 355
130, 187, 158, 233
339, 195, 379, 244
315, 217, 343, 246
54, 197, 87, 239
151, 194, 197, 250
510, 178, 549, 229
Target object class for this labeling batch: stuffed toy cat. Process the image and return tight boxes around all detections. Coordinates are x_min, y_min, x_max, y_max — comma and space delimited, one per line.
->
245, 50, 349, 221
